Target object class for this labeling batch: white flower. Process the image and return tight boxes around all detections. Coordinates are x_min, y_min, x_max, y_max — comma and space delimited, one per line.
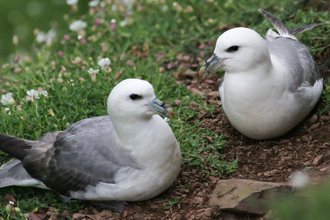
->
36, 32, 46, 42
36, 29, 56, 43
88, 0, 99, 7
100, 1, 106, 7
111, 4, 117, 11
3, 108, 10, 114
69, 20, 87, 31
87, 68, 99, 74
161, 5, 168, 12
67, 0, 78, 5
120, 18, 128, 27
123, 0, 134, 7
1, 93, 15, 105
290, 172, 310, 190
98, 58, 111, 69
39, 90, 48, 97
26, 89, 48, 101
47, 29, 56, 40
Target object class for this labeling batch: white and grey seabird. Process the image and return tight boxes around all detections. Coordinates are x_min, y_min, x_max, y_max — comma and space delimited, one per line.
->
0, 79, 181, 212
200, 9, 327, 140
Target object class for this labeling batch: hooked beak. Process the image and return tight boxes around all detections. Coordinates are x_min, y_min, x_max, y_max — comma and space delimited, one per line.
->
199, 54, 225, 79
147, 98, 175, 119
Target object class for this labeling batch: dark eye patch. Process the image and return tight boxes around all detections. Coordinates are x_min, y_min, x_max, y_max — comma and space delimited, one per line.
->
129, 94, 142, 100
226, 45, 239, 53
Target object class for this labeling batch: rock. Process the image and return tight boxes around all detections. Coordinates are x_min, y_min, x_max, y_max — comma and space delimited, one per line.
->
175, 100, 182, 106
72, 213, 86, 220
190, 88, 204, 96
61, 210, 70, 218
319, 167, 329, 172
310, 123, 320, 130
264, 171, 272, 177
312, 155, 323, 166
320, 116, 330, 121
309, 114, 318, 124
204, 208, 212, 217
209, 179, 291, 215
207, 91, 220, 97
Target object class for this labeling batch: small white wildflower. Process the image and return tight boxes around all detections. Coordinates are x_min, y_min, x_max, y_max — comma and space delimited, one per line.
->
46, 29, 56, 40
100, 1, 106, 7
26, 89, 48, 101
111, 4, 117, 11
161, 5, 168, 12
67, 0, 78, 5
98, 58, 111, 69
39, 90, 48, 97
36, 29, 56, 43
1, 93, 15, 105
88, 0, 99, 7
26, 89, 39, 100
120, 18, 128, 27
36, 31, 46, 42
290, 171, 310, 190
123, 0, 134, 7
164, 117, 170, 122
87, 68, 99, 74
3, 108, 10, 114
69, 20, 87, 31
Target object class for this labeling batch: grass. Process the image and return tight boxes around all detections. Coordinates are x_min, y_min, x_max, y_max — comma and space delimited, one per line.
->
0, 0, 329, 218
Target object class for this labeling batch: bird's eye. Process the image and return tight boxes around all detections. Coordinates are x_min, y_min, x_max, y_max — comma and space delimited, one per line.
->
226, 45, 239, 53
130, 94, 141, 100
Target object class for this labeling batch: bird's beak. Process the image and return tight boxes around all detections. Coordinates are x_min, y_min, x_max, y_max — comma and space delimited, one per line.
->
147, 98, 175, 119
199, 54, 225, 79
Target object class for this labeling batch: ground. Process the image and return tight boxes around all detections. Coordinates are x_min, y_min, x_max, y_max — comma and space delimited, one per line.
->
22, 45, 330, 220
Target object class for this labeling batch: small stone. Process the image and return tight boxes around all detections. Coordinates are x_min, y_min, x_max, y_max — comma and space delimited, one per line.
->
72, 213, 85, 220
319, 167, 329, 172
309, 114, 318, 124
61, 210, 70, 218
263, 171, 272, 177
175, 100, 182, 106
310, 123, 320, 130
190, 88, 204, 96
204, 208, 212, 217
321, 116, 330, 122
207, 91, 220, 97
312, 155, 323, 166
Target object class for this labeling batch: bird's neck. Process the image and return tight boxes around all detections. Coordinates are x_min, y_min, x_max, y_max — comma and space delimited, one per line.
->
110, 115, 154, 146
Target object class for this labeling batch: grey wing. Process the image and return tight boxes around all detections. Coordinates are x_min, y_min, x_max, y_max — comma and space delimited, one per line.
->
266, 38, 320, 92
22, 116, 138, 197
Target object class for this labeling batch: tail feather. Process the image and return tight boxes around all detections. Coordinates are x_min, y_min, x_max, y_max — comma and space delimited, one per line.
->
0, 159, 47, 188
259, 9, 328, 40
0, 134, 32, 161
290, 22, 329, 35
259, 9, 293, 38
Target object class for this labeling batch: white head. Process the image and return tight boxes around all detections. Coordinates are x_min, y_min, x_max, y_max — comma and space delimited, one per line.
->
200, 27, 271, 77
107, 79, 173, 123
